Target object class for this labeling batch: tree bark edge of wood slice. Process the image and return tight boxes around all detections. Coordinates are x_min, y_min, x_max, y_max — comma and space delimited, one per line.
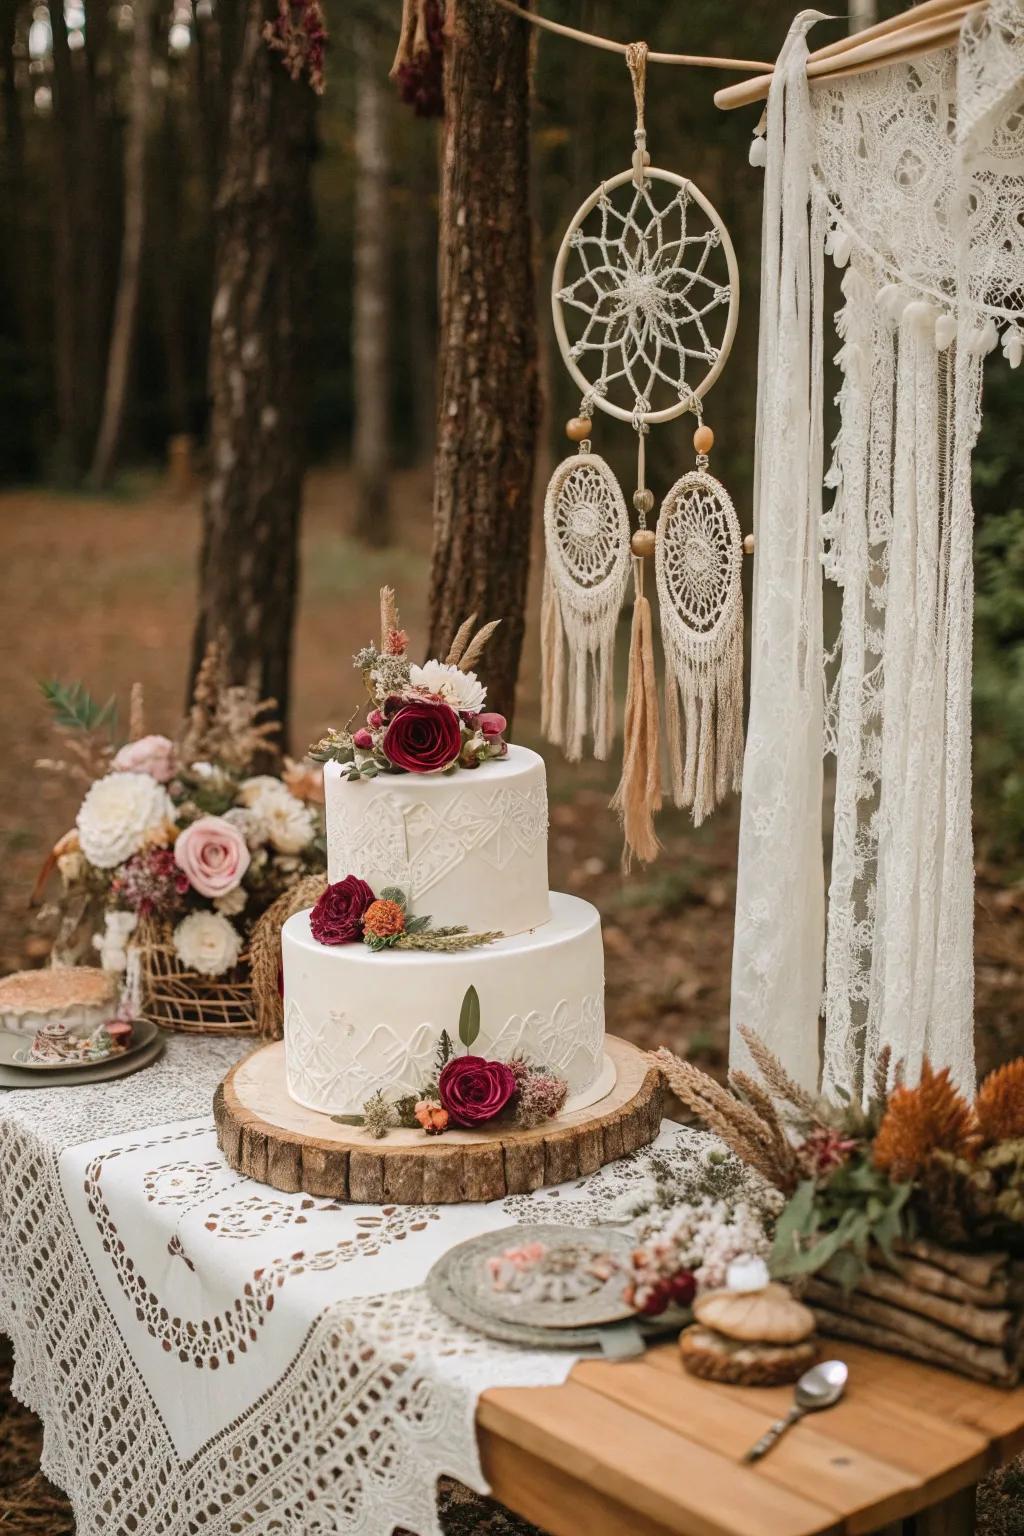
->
214, 1035, 663, 1204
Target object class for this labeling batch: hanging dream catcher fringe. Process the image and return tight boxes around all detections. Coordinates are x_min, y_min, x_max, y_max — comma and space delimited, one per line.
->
610, 555, 663, 868
657, 466, 745, 827
541, 448, 631, 761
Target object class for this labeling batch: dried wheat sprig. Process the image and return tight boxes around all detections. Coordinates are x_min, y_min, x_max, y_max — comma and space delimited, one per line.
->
379, 587, 399, 652
651, 1048, 799, 1191
730, 1068, 799, 1174
459, 619, 501, 672
738, 1023, 821, 1120
445, 613, 478, 666
872, 1045, 893, 1104
128, 681, 145, 743
395, 929, 503, 952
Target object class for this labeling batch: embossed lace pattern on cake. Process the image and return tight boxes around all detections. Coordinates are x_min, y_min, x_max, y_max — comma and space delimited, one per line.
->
327, 784, 548, 900
285, 993, 604, 1112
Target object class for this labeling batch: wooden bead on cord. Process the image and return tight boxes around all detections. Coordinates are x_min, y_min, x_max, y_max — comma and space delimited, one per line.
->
633, 488, 654, 515
631, 528, 657, 558
693, 423, 715, 455
566, 416, 592, 442
743, 533, 755, 555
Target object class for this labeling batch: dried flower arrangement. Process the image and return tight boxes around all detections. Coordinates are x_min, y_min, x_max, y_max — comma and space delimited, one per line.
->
335, 985, 569, 1139
653, 1034, 1024, 1384
309, 588, 508, 779
35, 643, 327, 1031
308, 876, 502, 954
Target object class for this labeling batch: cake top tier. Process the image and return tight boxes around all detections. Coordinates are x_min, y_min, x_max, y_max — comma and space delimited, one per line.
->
324, 744, 551, 938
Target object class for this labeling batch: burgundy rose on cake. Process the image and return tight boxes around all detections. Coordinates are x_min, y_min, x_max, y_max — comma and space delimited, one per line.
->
383, 697, 462, 773
309, 875, 376, 945
438, 1055, 517, 1127
309, 877, 502, 952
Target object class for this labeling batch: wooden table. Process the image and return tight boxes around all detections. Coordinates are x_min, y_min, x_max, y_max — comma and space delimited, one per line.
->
478, 1339, 1024, 1536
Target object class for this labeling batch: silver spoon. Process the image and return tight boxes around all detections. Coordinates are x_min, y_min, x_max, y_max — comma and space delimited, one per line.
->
742, 1359, 848, 1462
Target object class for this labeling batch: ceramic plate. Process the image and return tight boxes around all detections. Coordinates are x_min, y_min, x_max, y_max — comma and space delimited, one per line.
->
0, 1018, 159, 1071
0, 1029, 165, 1089
438, 1223, 638, 1329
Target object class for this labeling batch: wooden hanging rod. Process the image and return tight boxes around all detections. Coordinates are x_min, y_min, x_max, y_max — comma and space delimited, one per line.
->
715, 0, 986, 110
488, 0, 775, 73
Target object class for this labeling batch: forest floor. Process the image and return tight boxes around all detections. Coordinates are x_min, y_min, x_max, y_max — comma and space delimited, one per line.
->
0, 463, 1022, 1079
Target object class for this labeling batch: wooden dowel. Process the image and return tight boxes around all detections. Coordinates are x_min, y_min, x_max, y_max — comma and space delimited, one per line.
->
715, 0, 985, 110
488, 0, 774, 72
808, 0, 975, 64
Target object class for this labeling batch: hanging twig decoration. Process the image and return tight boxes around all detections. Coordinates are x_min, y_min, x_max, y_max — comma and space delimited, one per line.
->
540, 40, 744, 865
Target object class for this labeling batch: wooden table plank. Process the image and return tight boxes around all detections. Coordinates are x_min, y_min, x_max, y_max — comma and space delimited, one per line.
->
576, 1357, 921, 1535
478, 1379, 842, 1536
645, 1343, 992, 1495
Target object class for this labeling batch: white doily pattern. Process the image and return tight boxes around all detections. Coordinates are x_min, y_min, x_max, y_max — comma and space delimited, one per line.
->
0, 1036, 711, 1536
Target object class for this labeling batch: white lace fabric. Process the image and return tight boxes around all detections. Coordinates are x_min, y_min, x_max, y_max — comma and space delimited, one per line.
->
0, 1035, 711, 1536
731, 2, 1024, 1100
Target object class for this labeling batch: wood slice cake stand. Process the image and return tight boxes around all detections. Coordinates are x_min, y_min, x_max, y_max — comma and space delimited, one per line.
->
214, 1035, 663, 1204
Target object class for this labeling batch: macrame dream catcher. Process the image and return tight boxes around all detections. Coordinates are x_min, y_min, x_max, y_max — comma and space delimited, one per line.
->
541, 42, 743, 866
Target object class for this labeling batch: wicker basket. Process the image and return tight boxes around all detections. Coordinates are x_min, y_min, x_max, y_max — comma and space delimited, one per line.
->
131, 920, 256, 1035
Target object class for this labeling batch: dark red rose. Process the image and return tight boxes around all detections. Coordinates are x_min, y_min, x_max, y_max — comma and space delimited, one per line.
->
383, 698, 462, 773
309, 875, 376, 945
438, 1055, 517, 1127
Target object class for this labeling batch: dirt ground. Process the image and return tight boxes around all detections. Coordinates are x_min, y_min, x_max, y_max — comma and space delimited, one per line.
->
0, 464, 1020, 1079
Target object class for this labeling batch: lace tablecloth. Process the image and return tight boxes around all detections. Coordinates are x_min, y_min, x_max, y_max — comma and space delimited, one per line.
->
0, 1034, 708, 1536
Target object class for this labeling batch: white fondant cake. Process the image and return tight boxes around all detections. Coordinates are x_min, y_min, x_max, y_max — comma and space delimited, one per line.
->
285, 744, 610, 1117
324, 744, 550, 937
283, 893, 605, 1115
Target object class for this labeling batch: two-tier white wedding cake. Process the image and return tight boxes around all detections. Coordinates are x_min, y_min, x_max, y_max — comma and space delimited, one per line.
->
282, 743, 613, 1118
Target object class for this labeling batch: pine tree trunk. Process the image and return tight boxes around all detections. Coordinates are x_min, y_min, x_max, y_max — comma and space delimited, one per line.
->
189, 0, 317, 745
351, 12, 391, 544
89, 0, 152, 486
427, 0, 539, 729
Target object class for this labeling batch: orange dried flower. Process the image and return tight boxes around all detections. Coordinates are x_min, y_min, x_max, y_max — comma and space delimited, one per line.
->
975, 1058, 1024, 1145
874, 1062, 979, 1183
415, 1099, 448, 1134
362, 899, 406, 940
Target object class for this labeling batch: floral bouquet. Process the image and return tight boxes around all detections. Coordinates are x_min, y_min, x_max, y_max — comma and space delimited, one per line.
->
36, 642, 326, 1034
309, 587, 508, 779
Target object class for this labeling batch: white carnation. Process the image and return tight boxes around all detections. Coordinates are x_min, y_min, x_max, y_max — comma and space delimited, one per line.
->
77, 772, 174, 870
172, 911, 242, 977
238, 777, 315, 854
408, 659, 486, 714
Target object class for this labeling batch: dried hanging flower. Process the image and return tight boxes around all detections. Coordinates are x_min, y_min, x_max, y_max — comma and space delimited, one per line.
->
391, 0, 444, 117
263, 0, 327, 95
974, 1058, 1024, 1145
873, 1062, 980, 1183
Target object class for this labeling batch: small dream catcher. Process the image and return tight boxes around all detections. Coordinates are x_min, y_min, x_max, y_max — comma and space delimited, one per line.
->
541, 42, 744, 866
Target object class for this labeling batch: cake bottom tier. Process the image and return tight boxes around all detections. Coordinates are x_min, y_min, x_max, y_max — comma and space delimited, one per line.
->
282, 891, 607, 1116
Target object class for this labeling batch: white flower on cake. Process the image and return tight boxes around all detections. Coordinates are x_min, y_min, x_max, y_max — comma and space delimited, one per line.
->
238, 777, 316, 853
76, 772, 174, 869
408, 660, 486, 714
172, 910, 242, 976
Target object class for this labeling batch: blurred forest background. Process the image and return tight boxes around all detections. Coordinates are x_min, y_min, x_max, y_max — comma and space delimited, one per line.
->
0, 0, 1020, 1079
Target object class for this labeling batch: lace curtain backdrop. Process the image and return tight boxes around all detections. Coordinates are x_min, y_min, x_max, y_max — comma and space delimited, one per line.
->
730, 2, 1024, 1100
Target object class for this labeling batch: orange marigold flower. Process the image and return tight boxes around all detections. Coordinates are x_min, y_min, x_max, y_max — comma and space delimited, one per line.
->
975, 1058, 1024, 1145
362, 898, 406, 940
873, 1061, 979, 1183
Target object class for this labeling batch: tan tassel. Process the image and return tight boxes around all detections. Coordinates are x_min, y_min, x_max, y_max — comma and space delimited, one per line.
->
540, 564, 565, 747
610, 557, 662, 869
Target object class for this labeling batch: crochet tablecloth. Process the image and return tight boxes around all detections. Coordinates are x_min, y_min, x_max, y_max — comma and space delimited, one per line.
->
0, 1033, 709, 1536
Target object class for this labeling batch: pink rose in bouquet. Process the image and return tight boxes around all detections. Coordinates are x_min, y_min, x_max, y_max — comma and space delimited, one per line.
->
112, 734, 177, 783
173, 814, 251, 898
382, 698, 461, 773
438, 1055, 517, 1127
309, 875, 376, 945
